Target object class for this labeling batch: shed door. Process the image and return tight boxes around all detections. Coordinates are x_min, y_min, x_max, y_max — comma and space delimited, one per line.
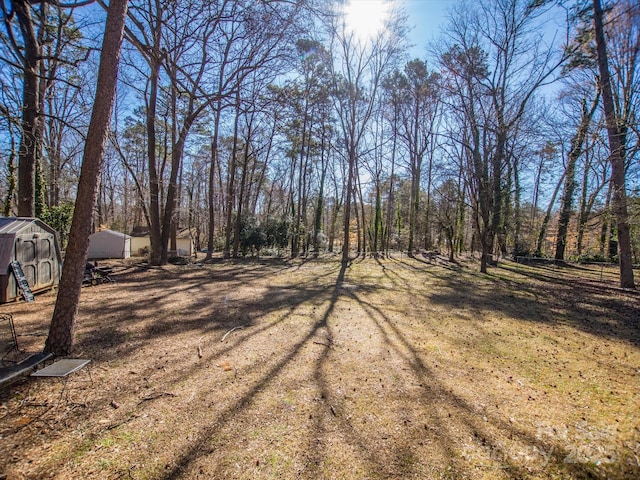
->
15, 236, 37, 287
14, 234, 56, 289
38, 236, 54, 284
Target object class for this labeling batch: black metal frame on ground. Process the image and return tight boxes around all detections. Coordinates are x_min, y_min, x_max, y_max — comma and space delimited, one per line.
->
0, 313, 19, 364
83, 266, 115, 286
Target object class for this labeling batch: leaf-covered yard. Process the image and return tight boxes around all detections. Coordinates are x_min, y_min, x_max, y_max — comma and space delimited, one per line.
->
0, 256, 638, 479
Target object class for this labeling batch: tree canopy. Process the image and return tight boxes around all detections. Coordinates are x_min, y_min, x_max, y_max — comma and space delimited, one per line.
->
0, 0, 637, 287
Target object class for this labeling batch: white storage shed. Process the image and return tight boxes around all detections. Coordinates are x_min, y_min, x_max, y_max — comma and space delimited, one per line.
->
88, 229, 131, 259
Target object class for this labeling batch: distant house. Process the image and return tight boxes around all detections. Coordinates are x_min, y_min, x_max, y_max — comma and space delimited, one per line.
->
129, 226, 150, 256
88, 229, 131, 259
129, 227, 195, 257
0, 217, 62, 302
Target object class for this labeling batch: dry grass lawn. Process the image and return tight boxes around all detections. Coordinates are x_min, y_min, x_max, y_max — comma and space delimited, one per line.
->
0, 254, 638, 479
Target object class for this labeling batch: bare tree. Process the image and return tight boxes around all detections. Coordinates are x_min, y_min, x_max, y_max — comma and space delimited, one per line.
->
554, 90, 600, 261
45, 0, 129, 355
575, 132, 609, 256
380, 71, 404, 253
111, 0, 302, 264
393, 59, 441, 256
440, 43, 493, 271
7, 0, 41, 216
592, 0, 636, 288
2, 1, 91, 216
328, 5, 406, 264
439, 0, 567, 272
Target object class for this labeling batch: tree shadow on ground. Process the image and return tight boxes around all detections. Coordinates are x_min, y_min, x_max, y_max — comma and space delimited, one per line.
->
73, 260, 334, 362
117, 259, 632, 478
337, 283, 619, 479
4, 257, 637, 479
153, 257, 635, 479
416, 258, 640, 347
156, 262, 349, 479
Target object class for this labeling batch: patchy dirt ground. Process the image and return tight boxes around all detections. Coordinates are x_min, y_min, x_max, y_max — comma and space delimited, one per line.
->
0, 254, 639, 480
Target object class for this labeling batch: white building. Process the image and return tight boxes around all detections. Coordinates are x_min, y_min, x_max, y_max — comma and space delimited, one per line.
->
130, 228, 195, 257
88, 229, 131, 259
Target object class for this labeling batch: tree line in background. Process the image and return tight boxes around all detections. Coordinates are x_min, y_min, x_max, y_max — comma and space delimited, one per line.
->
1, 0, 638, 287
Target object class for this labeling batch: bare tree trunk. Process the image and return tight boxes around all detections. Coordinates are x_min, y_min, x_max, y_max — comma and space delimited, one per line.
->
292, 105, 309, 258
147, 58, 162, 264
576, 142, 591, 257
593, 0, 635, 288
512, 156, 523, 257
353, 172, 364, 257
224, 95, 241, 258
530, 151, 545, 228
385, 127, 397, 254
372, 178, 382, 255
535, 173, 565, 257
408, 159, 420, 256
352, 180, 361, 256
161, 139, 183, 262
328, 168, 342, 253
15, 0, 40, 217
342, 147, 355, 264
301, 145, 311, 256
206, 106, 222, 260
313, 129, 328, 256
170, 82, 179, 256
599, 182, 613, 259
233, 127, 251, 257
576, 141, 606, 256
45, 0, 128, 355
96, 178, 104, 227
4, 143, 17, 216
489, 131, 507, 261
250, 114, 276, 216
455, 171, 466, 255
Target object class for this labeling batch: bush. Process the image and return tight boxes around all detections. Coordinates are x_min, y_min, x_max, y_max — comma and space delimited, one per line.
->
265, 217, 291, 251
40, 203, 74, 248
576, 254, 617, 264
239, 215, 267, 256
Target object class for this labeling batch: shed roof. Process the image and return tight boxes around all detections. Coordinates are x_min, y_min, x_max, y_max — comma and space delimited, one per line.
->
177, 229, 195, 239
0, 217, 57, 237
91, 229, 131, 240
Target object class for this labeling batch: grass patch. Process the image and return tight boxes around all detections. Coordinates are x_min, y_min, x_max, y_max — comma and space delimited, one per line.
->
0, 255, 638, 479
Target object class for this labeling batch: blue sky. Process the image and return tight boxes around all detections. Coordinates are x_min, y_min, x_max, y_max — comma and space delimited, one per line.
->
402, 0, 454, 57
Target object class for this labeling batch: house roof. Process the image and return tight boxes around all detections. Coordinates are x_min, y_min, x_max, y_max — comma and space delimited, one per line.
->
130, 226, 149, 237
129, 227, 193, 239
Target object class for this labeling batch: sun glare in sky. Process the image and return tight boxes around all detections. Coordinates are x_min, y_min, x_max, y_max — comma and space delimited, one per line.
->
343, 0, 391, 39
